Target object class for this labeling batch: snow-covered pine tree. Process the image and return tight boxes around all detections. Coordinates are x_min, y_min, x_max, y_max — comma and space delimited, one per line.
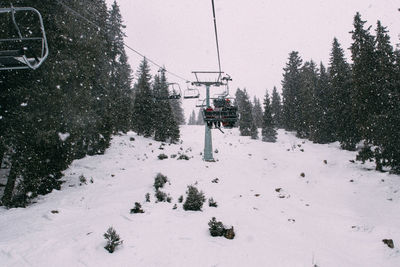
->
188, 110, 196, 125
169, 92, 185, 125
107, 0, 133, 134
311, 63, 335, 144
271, 87, 282, 128
350, 12, 377, 145
235, 89, 253, 136
252, 96, 263, 128
297, 60, 318, 138
132, 58, 154, 137
363, 21, 399, 171
261, 91, 277, 142
329, 37, 359, 150
153, 69, 180, 143
196, 110, 204, 125
281, 51, 302, 131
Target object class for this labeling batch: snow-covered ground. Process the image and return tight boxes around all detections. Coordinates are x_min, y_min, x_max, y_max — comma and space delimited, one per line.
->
1, 126, 399, 267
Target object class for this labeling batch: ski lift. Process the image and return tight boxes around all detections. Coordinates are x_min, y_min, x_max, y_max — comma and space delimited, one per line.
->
0, 6, 49, 70
183, 85, 200, 99
195, 99, 206, 108
167, 83, 182, 99
203, 96, 238, 129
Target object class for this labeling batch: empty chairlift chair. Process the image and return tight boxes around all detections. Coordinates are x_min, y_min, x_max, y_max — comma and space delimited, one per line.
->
0, 6, 49, 70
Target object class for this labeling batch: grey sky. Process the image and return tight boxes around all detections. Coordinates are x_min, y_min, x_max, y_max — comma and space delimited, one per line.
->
106, 0, 399, 116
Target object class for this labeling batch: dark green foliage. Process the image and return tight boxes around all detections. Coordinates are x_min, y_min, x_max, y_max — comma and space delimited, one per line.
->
252, 96, 263, 128
154, 173, 168, 190
281, 51, 302, 131
208, 217, 225, 237
177, 154, 189, 160
329, 38, 359, 150
145, 193, 150, 202
250, 121, 259, 140
132, 58, 154, 137
169, 91, 185, 125
153, 69, 180, 143
235, 89, 254, 136
271, 87, 282, 128
183, 185, 205, 211
188, 110, 196, 125
178, 195, 183, 203
79, 175, 87, 185
261, 91, 277, 142
104, 227, 123, 253
1, 0, 134, 207
158, 154, 168, 160
155, 189, 168, 202
208, 197, 218, 207
130, 202, 144, 213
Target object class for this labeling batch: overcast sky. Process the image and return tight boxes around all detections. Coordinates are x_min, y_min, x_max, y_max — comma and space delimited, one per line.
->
106, 0, 399, 117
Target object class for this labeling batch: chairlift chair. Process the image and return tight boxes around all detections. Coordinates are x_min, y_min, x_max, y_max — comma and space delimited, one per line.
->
183, 85, 200, 99
0, 6, 49, 70
167, 83, 182, 99
203, 96, 238, 129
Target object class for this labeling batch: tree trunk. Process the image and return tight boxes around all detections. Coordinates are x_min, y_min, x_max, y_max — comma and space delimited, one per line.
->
1, 163, 18, 207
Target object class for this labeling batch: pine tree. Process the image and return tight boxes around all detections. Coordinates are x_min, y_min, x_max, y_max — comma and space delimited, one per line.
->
132, 58, 154, 137
297, 60, 318, 138
252, 96, 263, 128
107, 0, 133, 133
365, 21, 399, 171
235, 89, 253, 136
281, 51, 302, 131
271, 87, 282, 128
312, 63, 335, 143
196, 109, 204, 125
261, 91, 277, 142
188, 110, 196, 125
250, 121, 259, 139
169, 92, 185, 125
329, 37, 359, 150
350, 13, 377, 143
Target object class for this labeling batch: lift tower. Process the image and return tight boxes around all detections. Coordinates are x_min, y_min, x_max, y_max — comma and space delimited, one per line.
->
192, 71, 224, 162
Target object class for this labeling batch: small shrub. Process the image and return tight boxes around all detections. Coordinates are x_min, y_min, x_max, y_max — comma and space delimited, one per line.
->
211, 178, 219, 183
177, 154, 190, 160
183, 185, 205, 211
178, 195, 183, 203
158, 153, 168, 160
145, 193, 150, 202
166, 196, 172, 203
173, 204, 177, 210
208, 197, 218, 207
104, 227, 123, 253
154, 173, 168, 190
130, 137, 135, 141
155, 189, 168, 202
300, 172, 305, 177
79, 174, 87, 185
130, 202, 144, 214
208, 217, 225, 237
170, 154, 177, 158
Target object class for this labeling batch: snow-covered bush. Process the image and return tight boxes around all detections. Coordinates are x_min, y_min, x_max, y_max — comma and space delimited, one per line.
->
178, 195, 183, 203
158, 153, 168, 160
130, 202, 144, 214
183, 185, 205, 211
208, 197, 218, 207
155, 189, 171, 202
145, 193, 150, 202
154, 173, 168, 190
177, 154, 190, 160
104, 227, 123, 253
208, 217, 225, 237
79, 174, 87, 185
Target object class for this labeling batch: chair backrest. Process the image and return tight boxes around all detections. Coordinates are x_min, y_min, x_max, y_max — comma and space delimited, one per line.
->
0, 7, 48, 70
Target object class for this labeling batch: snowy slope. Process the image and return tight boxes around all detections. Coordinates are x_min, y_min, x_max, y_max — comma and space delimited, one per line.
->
0, 126, 399, 267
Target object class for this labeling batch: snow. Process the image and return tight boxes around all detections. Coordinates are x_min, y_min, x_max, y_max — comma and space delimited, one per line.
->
1, 126, 399, 267
58, 132, 70, 142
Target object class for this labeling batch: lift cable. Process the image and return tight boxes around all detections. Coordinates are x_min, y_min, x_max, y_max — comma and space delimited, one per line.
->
55, 0, 190, 83
211, 0, 222, 74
